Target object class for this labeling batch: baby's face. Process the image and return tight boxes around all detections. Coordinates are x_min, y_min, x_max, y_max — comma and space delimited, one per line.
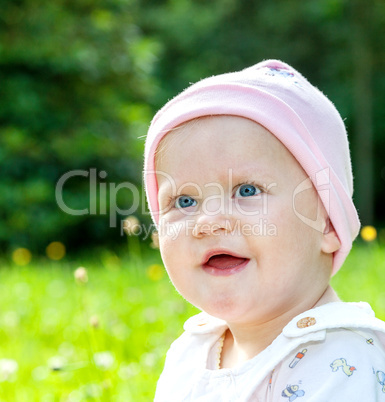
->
156, 116, 333, 324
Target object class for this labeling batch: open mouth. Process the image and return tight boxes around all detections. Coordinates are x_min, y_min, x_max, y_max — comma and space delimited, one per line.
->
202, 252, 250, 276
205, 254, 248, 269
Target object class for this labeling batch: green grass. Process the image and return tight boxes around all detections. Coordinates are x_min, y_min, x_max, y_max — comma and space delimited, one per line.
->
0, 243, 384, 401
0, 249, 198, 401
331, 242, 385, 319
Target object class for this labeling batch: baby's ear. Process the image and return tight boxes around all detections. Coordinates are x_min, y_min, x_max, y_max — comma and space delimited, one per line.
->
321, 219, 341, 254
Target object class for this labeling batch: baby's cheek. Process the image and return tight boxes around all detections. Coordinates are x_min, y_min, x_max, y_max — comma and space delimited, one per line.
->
234, 196, 266, 215
158, 225, 187, 266
158, 233, 174, 259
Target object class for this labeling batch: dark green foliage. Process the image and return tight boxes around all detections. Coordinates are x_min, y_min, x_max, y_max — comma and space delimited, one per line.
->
0, 0, 384, 253
0, 0, 160, 252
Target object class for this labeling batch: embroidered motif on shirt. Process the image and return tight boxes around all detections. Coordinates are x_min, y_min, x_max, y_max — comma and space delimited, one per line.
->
330, 358, 356, 377
281, 384, 305, 401
366, 338, 374, 345
289, 349, 308, 368
376, 371, 385, 393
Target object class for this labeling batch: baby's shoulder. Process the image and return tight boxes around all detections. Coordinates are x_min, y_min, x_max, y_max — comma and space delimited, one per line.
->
282, 301, 385, 366
182, 311, 228, 334
272, 328, 385, 400
271, 304, 385, 401
282, 326, 385, 368
283, 301, 385, 347
155, 312, 227, 398
166, 312, 227, 360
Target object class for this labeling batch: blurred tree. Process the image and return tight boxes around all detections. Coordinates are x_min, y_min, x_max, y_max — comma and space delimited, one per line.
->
0, 0, 384, 255
0, 0, 162, 252
350, 0, 374, 225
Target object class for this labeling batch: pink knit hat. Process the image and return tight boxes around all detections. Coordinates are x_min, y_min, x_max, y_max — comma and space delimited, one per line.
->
144, 59, 360, 274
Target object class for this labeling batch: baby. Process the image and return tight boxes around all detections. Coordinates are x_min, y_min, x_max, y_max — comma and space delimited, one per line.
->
144, 60, 385, 401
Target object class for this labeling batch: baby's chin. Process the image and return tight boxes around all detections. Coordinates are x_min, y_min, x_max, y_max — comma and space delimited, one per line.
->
195, 296, 266, 325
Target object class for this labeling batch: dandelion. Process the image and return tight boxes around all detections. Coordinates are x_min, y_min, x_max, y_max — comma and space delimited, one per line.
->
46, 241, 66, 260
122, 216, 140, 235
89, 315, 100, 328
118, 362, 140, 380
141, 352, 157, 368
3, 311, 19, 328
150, 231, 160, 249
0, 359, 18, 382
74, 267, 88, 284
143, 307, 158, 323
93, 351, 114, 370
31, 366, 49, 381
146, 264, 164, 281
12, 248, 32, 266
48, 356, 66, 372
83, 383, 102, 398
361, 225, 377, 242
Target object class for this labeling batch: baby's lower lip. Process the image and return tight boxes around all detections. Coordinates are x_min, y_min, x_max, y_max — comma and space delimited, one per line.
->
202, 257, 249, 277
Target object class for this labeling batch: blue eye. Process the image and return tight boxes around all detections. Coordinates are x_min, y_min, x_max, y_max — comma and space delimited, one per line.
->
175, 195, 197, 209
235, 184, 261, 198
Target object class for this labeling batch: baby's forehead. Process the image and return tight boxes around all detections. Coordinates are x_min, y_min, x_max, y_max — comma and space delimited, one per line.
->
156, 116, 215, 154
156, 115, 296, 164
157, 115, 268, 149
155, 115, 308, 185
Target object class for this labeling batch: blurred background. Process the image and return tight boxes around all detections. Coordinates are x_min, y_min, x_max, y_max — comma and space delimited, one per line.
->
0, 0, 385, 400
1, 0, 385, 256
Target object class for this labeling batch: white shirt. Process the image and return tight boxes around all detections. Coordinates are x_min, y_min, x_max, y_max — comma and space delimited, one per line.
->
154, 302, 385, 401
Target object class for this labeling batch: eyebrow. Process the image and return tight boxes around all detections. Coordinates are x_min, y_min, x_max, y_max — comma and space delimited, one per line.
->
227, 164, 276, 184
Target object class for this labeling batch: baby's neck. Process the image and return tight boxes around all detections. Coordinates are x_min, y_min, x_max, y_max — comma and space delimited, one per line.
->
312, 285, 340, 308
220, 286, 340, 369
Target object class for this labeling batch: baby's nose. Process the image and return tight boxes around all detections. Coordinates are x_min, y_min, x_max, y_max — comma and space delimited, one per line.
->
192, 204, 235, 238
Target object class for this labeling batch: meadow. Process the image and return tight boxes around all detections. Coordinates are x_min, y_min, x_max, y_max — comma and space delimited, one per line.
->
0, 241, 384, 401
